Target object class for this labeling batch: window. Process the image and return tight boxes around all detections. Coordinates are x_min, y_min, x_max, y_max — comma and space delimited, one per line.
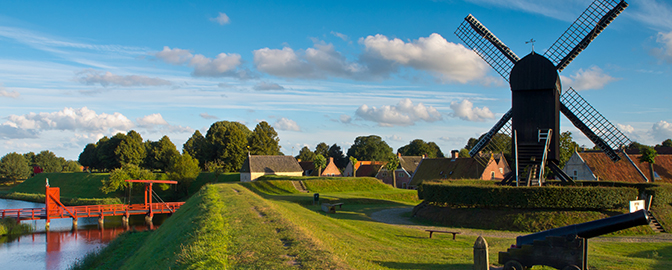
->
499, 168, 503, 174
490, 171, 495, 179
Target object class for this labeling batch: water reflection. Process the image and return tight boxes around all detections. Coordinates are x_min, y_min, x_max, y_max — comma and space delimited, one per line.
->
0, 199, 166, 270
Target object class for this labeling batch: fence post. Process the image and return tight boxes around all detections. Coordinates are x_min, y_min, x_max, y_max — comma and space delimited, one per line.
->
474, 235, 489, 270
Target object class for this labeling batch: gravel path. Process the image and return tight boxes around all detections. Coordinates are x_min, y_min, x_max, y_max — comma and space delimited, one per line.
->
370, 207, 672, 243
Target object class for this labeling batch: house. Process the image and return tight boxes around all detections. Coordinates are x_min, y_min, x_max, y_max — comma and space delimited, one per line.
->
239, 155, 303, 182
343, 160, 385, 177
376, 154, 424, 188
562, 149, 672, 183
408, 151, 509, 188
299, 157, 343, 177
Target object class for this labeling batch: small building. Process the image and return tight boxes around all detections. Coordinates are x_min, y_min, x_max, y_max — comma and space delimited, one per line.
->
239, 155, 303, 182
408, 152, 508, 188
343, 160, 385, 177
299, 157, 343, 177
562, 149, 672, 183
376, 154, 424, 188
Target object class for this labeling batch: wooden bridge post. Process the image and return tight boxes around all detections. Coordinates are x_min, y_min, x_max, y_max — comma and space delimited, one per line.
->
474, 236, 489, 270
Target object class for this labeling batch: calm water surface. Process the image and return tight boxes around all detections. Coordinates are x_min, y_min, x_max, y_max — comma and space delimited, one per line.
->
0, 198, 165, 270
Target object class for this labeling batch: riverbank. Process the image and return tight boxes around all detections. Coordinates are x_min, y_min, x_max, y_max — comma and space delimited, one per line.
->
0, 217, 32, 236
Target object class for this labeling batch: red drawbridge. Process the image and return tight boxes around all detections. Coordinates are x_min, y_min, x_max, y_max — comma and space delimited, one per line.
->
0, 180, 184, 229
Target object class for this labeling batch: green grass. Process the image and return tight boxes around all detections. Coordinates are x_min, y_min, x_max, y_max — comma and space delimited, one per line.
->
9, 172, 118, 199
0, 217, 32, 236
241, 180, 301, 195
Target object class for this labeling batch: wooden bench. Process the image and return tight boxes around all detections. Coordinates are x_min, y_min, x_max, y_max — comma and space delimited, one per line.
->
426, 230, 460, 240
321, 203, 344, 213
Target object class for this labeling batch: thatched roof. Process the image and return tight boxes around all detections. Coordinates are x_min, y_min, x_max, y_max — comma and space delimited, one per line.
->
240, 155, 303, 173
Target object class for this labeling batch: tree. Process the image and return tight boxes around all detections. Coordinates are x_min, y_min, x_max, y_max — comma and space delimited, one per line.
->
145, 136, 180, 172
458, 148, 471, 158
23, 152, 36, 168
385, 154, 400, 188
35, 150, 64, 173
97, 133, 125, 170
559, 131, 579, 168
349, 156, 358, 177
661, 139, 672, 147
183, 130, 207, 168
115, 130, 145, 166
102, 164, 154, 194
328, 144, 348, 169
204, 121, 252, 171
464, 138, 479, 151
249, 121, 281, 155
63, 160, 82, 172
315, 142, 329, 158
168, 153, 201, 196
296, 146, 316, 162
397, 139, 444, 158
313, 154, 327, 176
0, 152, 31, 182
347, 135, 393, 161
78, 143, 99, 171
639, 145, 658, 182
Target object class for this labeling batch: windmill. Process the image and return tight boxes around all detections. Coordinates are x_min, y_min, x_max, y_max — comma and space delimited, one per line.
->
454, 0, 633, 186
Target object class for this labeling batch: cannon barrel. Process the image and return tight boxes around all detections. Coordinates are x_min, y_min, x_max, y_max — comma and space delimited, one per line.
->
516, 209, 649, 246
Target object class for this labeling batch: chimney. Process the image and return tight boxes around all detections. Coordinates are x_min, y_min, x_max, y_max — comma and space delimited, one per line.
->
329, 157, 334, 164
451, 150, 459, 159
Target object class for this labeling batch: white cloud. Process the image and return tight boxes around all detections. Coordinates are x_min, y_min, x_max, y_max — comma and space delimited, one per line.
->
253, 81, 285, 91
463, 0, 589, 22
387, 135, 403, 141
449, 99, 495, 122
339, 114, 352, 123
253, 42, 362, 79
1, 107, 134, 138
274, 117, 301, 131
651, 120, 672, 142
629, 0, 672, 31
439, 136, 450, 141
136, 113, 169, 127
653, 31, 672, 63
200, 113, 219, 119
155, 46, 193, 65
210, 12, 231, 25
355, 98, 442, 127
360, 33, 488, 83
154, 46, 249, 78
560, 66, 618, 91
0, 84, 19, 98
76, 69, 171, 87
331, 31, 350, 42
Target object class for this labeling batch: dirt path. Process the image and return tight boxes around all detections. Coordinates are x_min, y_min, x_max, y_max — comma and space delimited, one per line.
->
370, 207, 672, 243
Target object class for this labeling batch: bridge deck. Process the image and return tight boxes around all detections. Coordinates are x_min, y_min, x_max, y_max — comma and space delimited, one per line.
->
1, 202, 184, 221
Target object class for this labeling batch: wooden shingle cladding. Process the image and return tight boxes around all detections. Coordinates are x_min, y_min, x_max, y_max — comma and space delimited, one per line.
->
239, 155, 303, 182
409, 156, 506, 187
563, 150, 672, 183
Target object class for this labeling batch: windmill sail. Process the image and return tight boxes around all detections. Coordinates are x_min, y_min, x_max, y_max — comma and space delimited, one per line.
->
544, 0, 628, 72
469, 109, 512, 160
560, 87, 632, 162
455, 14, 519, 81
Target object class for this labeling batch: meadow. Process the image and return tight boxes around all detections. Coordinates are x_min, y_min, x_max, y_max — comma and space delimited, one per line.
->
72, 176, 672, 270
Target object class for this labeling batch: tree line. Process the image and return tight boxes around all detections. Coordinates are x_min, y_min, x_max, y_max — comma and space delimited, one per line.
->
0, 150, 82, 182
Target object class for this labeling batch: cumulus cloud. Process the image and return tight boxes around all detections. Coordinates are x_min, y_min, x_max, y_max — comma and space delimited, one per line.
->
210, 12, 230, 25
339, 114, 352, 124
359, 33, 488, 83
0, 84, 19, 98
200, 113, 219, 119
2, 107, 134, 137
273, 117, 301, 131
253, 81, 285, 91
76, 69, 171, 87
449, 99, 495, 122
154, 46, 251, 79
560, 66, 618, 91
387, 135, 403, 141
136, 113, 169, 127
651, 120, 672, 142
652, 31, 672, 63
253, 42, 362, 79
355, 98, 442, 127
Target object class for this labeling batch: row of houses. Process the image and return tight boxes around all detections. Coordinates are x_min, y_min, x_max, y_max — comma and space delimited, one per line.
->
240, 146, 672, 186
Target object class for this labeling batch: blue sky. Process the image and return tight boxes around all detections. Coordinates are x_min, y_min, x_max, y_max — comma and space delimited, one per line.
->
0, 0, 671, 160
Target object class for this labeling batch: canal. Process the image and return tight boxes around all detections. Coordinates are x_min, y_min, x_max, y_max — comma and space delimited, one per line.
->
0, 198, 164, 270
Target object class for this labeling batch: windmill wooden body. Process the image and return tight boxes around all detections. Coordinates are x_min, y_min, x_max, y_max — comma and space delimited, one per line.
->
455, 0, 632, 186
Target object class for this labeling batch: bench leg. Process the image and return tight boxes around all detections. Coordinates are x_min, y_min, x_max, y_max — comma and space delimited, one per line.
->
452, 233, 456, 240
429, 231, 433, 238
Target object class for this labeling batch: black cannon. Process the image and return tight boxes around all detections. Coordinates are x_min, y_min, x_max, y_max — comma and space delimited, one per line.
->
499, 209, 650, 270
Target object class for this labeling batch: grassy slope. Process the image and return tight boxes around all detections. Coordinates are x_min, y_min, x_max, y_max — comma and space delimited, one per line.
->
10, 172, 115, 199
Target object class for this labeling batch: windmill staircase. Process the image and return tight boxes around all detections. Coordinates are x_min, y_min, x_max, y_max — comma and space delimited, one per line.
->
503, 130, 554, 186
648, 211, 666, 233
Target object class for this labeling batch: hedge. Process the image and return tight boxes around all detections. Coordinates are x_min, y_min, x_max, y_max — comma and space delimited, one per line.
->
547, 181, 672, 207
418, 183, 638, 210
